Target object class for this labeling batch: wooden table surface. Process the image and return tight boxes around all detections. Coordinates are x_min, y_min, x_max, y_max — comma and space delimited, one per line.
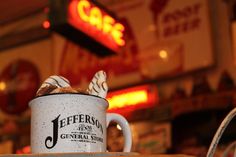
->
0, 153, 194, 157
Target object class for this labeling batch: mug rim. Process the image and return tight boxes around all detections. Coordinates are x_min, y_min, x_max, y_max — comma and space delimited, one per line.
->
29, 93, 109, 109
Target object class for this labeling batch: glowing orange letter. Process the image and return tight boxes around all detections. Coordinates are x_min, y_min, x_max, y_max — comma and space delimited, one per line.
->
103, 15, 115, 34
112, 23, 125, 46
89, 7, 103, 30
77, 0, 90, 22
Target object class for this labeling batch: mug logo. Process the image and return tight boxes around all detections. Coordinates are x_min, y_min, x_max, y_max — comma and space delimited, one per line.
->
45, 114, 104, 149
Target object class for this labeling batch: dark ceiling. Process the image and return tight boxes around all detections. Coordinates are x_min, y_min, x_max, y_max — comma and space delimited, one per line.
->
0, 0, 48, 24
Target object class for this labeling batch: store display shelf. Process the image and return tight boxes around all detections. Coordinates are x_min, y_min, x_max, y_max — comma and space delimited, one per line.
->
157, 89, 236, 119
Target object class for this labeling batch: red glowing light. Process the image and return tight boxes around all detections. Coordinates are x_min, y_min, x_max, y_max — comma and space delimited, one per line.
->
16, 145, 31, 154
44, 7, 50, 13
107, 85, 158, 113
42, 20, 50, 29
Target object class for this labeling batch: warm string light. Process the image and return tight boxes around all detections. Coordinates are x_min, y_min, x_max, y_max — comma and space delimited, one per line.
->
42, 20, 50, 29
0, 81, 6, 91
159, 50, 168, 59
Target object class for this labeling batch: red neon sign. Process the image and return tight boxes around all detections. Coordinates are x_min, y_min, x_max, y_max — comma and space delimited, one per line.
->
107, 85, 158, 113
68, 0, 125, 53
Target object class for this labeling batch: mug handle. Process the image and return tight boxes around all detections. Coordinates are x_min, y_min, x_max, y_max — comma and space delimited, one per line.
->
106, 113, 132, 152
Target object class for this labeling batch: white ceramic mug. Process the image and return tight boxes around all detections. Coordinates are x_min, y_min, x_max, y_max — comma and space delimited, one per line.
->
29, 93, 132, 153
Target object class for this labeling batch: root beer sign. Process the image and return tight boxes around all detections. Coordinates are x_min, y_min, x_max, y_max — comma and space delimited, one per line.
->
49, 0, 125, 56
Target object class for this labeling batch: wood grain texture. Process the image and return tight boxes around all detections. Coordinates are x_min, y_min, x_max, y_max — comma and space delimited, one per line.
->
0, 153, 195, 157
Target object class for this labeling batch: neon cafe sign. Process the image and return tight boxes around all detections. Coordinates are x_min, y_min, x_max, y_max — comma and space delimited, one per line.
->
106, 85, 159, 115
49, 0, 125, 56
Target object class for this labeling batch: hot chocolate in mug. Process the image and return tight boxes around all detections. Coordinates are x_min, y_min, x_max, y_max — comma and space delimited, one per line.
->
29, 93, 132, 153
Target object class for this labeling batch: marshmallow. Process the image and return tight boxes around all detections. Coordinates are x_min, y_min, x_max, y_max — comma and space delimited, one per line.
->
44, 75, 70, 87
87, 70, 108, 98
36, 75, 70, 96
